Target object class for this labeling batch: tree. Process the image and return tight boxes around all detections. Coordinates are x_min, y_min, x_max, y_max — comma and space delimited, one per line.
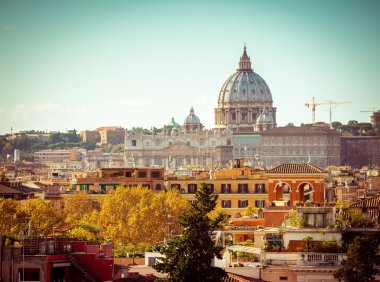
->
63, 192, 100, 224
347, 120, 358, 126
242, 206, 258, 217
331, 121, 342, 130
0, 198, 24, 238
98, 185, 189, 245
153, 183, 227, 282
334, 236, 380, 282
23, 198, 63, 237
302, 236, 313, 252
66, 210, 101, 242
48, 132, 63, 144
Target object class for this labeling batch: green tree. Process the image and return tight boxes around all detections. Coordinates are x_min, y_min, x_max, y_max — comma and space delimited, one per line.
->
302, 236, 313, 252
48, 132, 63, 144
153, 183, 227, 282
331, 121, 342, 130
334, 236, 380, 282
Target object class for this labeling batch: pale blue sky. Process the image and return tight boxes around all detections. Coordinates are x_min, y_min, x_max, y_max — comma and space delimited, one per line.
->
0, 0, 379, 134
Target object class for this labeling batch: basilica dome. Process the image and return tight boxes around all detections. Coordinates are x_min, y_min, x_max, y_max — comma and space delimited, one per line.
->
218, 47, 272, 104
184, 107, 201, 125
183, 107, 203, 133
214, 46, 276, 133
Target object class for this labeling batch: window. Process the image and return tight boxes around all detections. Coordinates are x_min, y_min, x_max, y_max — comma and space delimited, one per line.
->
188, 184, 197, 194
156, 184, 162, 191
205, 184, 214, 192
238, 200, 248, 208
255, 183, 265, 193
227, 139, 231, 146
283, 185, 291, 194
125, 171, 133, 177
238, 184, 249, 193
255, 200, 265, 208
232, 113, 236, 121
279, 277, 288, 281
151, 171, 161, 178
222, 200, 231, 208
131, 140, 137, 146
171, 184, 181, 191
303, 213, 326, 227
138, 171, 147, 178
221, 184, 231, 193
112, 171, 124, 177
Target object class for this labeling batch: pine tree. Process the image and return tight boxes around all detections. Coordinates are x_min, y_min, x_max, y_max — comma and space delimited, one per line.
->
153, 183, 227, 281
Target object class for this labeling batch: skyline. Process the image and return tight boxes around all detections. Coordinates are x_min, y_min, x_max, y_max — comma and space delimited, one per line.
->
1, 0, 380, 134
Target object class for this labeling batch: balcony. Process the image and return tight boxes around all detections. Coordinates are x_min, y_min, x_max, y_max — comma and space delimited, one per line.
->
263, 252, 344, 267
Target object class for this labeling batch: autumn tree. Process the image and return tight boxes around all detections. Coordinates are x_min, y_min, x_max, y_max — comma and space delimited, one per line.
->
242, 206, 258, 217
98, 185, 189, 246
23, 198, 63, 237
334, 236, 380, 282
0, 198, 24, 238
153, 183, 227, 282
63, 192, 100, 224
66, 210, 101, 242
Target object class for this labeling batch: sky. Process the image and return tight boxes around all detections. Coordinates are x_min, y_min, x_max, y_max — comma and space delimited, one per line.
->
0, 0, 379, 134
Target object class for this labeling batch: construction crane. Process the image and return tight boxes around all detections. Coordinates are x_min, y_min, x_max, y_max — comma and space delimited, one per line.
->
305, 97, 351, 125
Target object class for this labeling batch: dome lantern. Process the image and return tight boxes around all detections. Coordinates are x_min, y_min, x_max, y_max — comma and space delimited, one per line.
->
238, 46, 252, 71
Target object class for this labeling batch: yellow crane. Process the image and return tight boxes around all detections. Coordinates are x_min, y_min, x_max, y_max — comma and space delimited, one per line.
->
305, 97, 351, 125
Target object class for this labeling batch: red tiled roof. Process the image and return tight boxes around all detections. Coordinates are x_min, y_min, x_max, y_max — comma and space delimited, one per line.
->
224, 273, 267, 282
0, 184, 22, 194
267, 163, 324, 174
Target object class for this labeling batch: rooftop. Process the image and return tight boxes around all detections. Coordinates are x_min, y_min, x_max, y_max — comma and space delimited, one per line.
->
267, 163, 325, 174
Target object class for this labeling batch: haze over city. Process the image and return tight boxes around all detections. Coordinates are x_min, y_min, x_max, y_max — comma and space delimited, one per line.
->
0, 0, 379, 134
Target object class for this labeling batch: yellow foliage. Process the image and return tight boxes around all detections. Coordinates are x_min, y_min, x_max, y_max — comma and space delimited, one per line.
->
98, 185, 189, 245
66, 210, 100, 242
242, 206, 258, 217
23, 198, 63, 237
0, 198, 24, 237
63, 192, 100, 224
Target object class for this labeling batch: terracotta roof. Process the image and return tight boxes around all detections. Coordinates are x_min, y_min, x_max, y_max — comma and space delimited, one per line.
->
0, 184, 22, 194
267, 163, 324, 174
224, 273, 267, 282
227, 226, 258, 231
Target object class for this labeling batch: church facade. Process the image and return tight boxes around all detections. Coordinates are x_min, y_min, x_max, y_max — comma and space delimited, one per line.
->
124, 107, 233, 169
